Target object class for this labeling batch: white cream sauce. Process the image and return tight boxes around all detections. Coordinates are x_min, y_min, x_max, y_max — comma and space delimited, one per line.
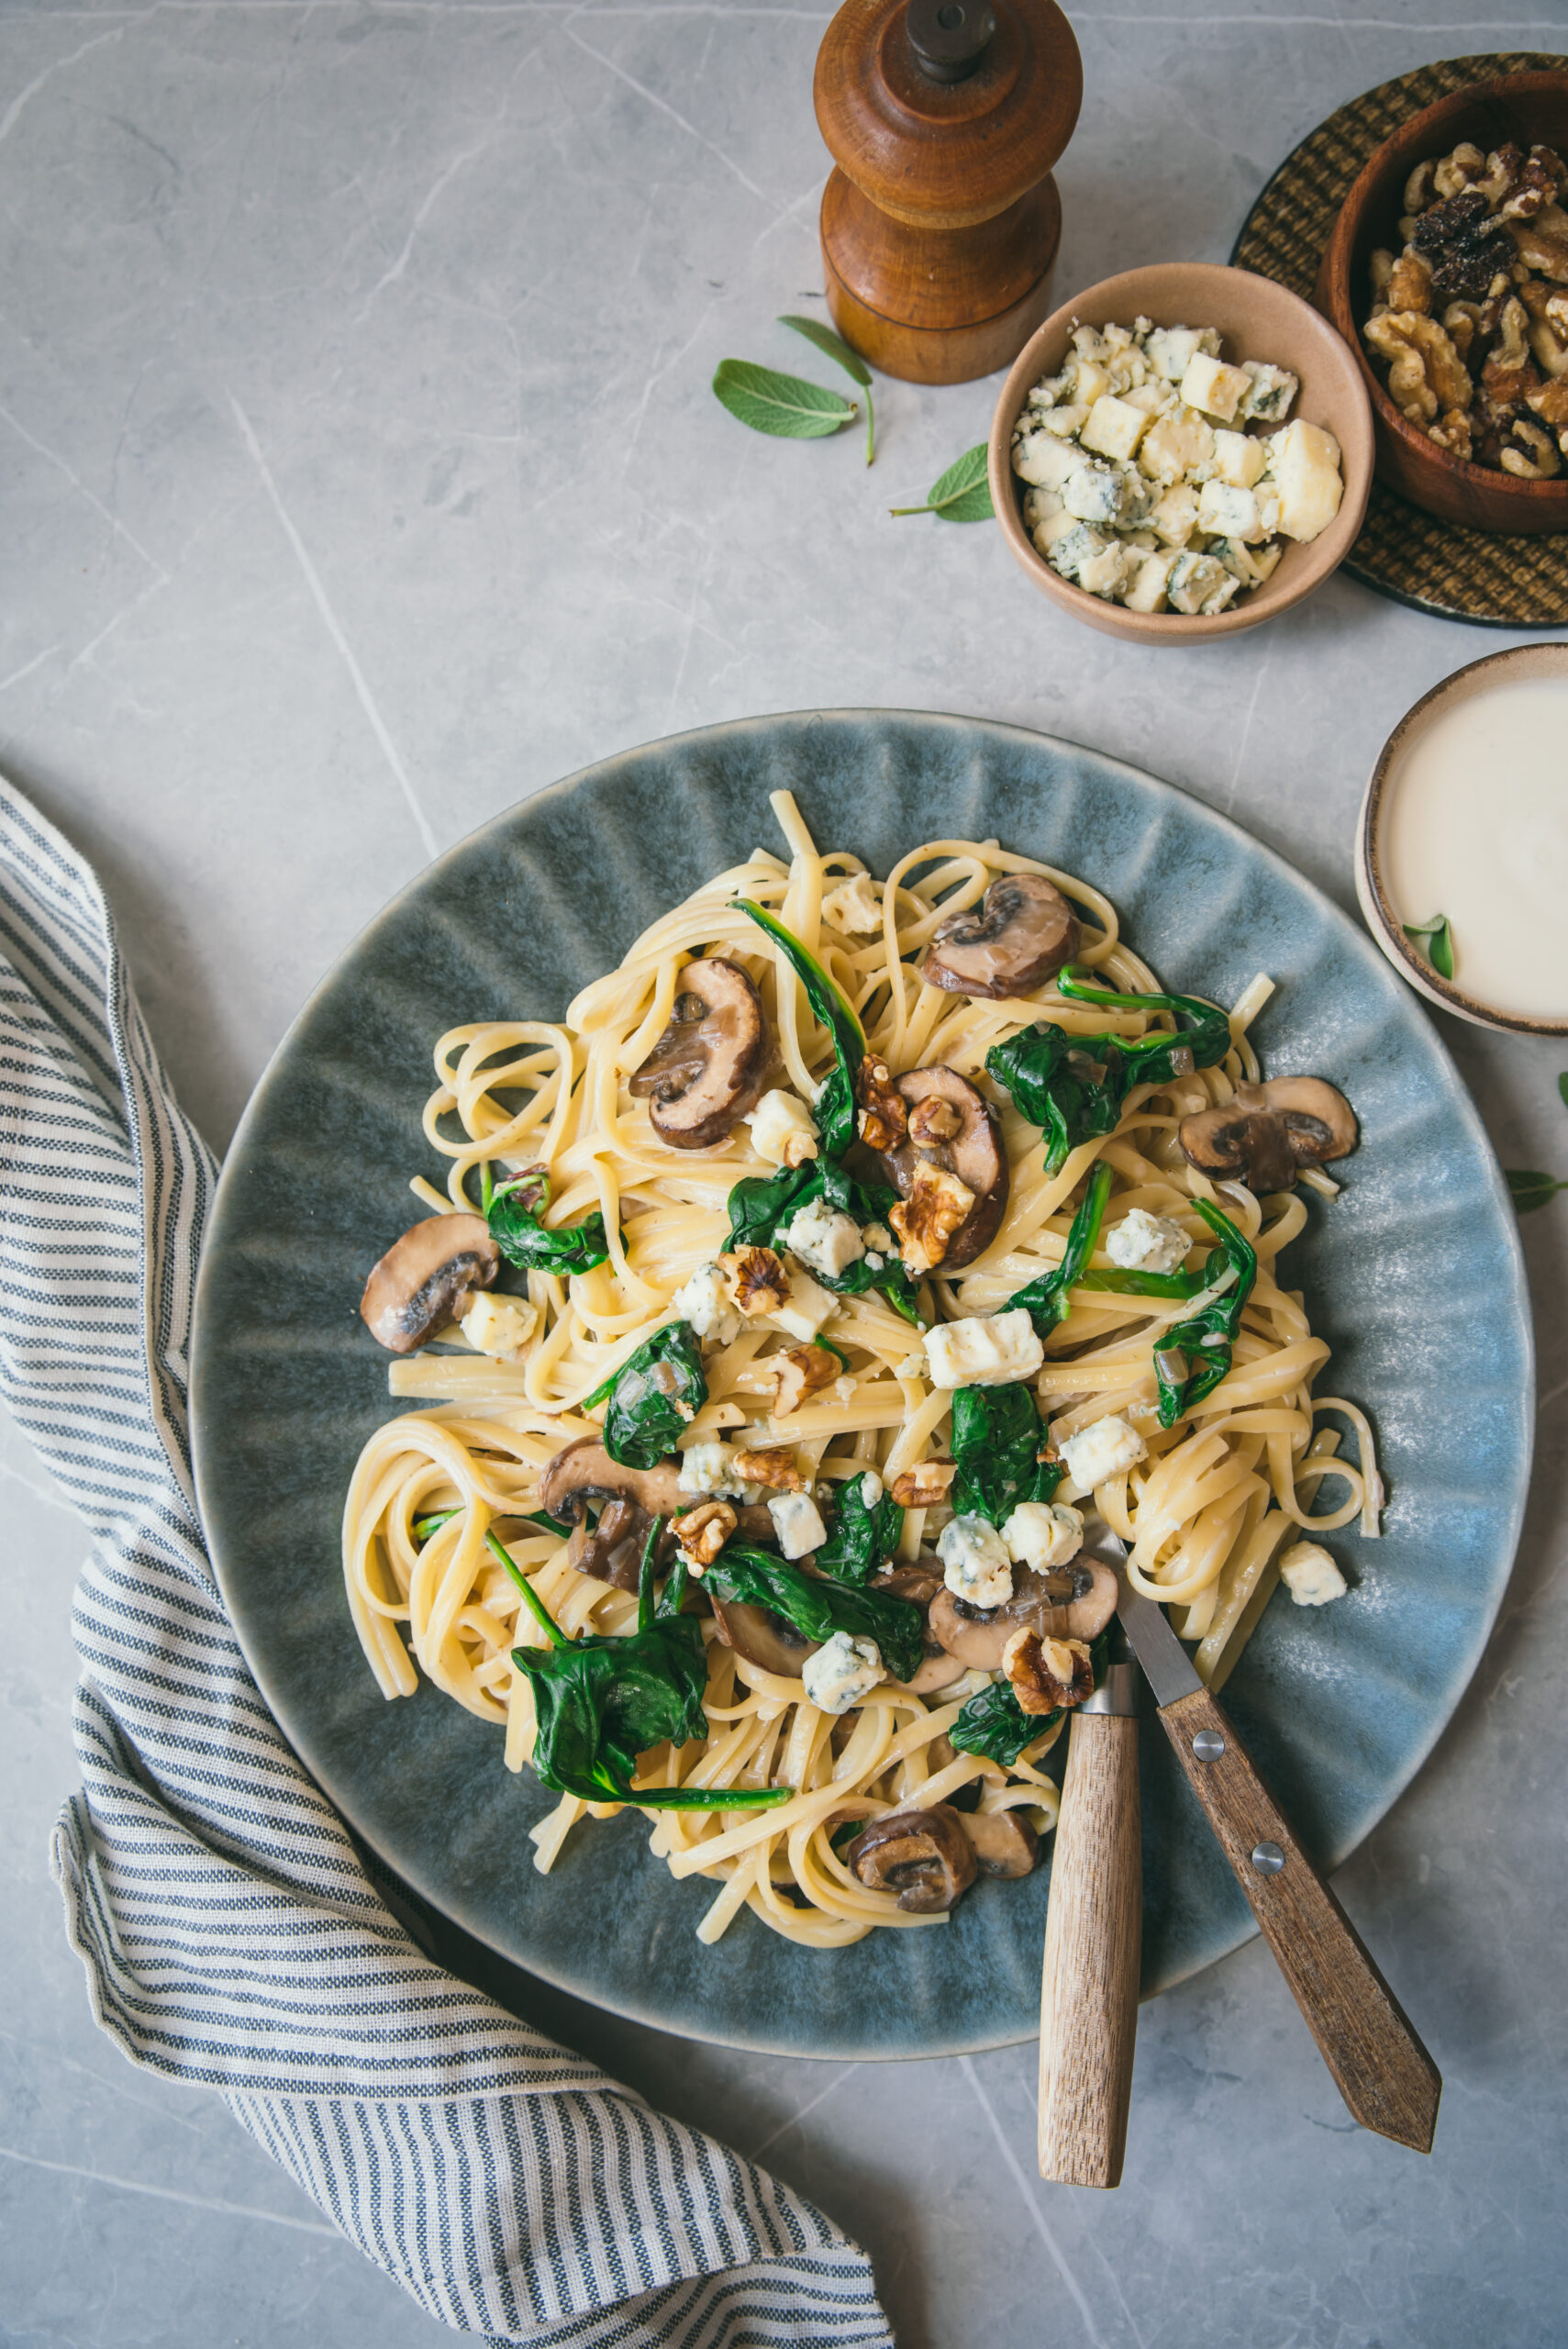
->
1381, 676, 1568, 1019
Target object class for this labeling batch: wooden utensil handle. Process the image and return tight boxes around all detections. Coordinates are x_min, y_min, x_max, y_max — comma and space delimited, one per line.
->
1159, 1686, 1440, 2154
1038, 1709, 1140, 2188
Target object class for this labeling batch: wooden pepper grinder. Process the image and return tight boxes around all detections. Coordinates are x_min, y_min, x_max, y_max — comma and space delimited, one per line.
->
814, 0, 1082, 385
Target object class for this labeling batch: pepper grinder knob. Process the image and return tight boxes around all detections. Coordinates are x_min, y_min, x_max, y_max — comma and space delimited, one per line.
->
814, 0, 1082, 386
906, 0, 995, 83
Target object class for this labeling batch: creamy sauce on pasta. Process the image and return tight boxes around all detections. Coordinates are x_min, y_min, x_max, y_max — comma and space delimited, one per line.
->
1382, 678, 1568, 1018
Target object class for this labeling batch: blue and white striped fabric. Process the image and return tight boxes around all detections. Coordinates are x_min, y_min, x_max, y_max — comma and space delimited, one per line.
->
0, 776, 893, 2346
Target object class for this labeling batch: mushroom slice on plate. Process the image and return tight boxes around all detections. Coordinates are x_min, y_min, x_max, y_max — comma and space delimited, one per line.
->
873, 1562, 969, 1695
922, 873, 1082, 1000
1179, 1076, 1359, 1194
539, 1437, 775, 1592
360, 1212, 500, 1354
539, 1438, 684, 1592
708, 1595, 821, 1679
929, 1557, 1118, 1671
877, 1065, 1008, 1272
960, 1807, 1040, 1879
628, 957, 773, 1149
846, 1805, 979, 1913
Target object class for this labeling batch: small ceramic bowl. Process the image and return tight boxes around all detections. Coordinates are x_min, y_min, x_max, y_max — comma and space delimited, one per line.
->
988, 262, 1373, 644
1317, 71, 1568, 535
1356, 640, 1568, 1036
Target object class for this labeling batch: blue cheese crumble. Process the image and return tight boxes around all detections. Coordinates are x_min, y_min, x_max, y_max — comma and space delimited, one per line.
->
1009, 317, 1339, 615
802, 1631, 885, 1714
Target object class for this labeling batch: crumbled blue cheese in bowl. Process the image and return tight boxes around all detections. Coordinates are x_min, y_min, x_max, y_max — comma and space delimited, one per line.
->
1010, 317, 1343, 617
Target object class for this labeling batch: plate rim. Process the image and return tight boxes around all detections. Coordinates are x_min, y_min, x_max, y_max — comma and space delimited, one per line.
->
191, 706, 1534, 2054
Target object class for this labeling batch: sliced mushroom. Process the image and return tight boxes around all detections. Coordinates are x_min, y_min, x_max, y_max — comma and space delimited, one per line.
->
922, 873, 1082, 1000
959, 1808, 1040, 1879
877, 1065, 1009, 1272
873, 1562, 970, 1695
846, 1804, 978, 1913
929, 1557, 1118, 1671
539, 1437, 773, 1593
1179, 1077, 1359, 1193
709, 1596, 820, 1678
361, 1213, 500, 1355
628, 958, 773, 1149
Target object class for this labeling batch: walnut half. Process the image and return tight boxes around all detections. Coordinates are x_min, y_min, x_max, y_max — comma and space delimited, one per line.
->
1001, 1628, 1095, 1715
1363, 309, 1473, 421
673, 1500, 736, 1570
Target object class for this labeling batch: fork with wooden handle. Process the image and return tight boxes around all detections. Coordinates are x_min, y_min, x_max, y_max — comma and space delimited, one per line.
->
1038, 1538, 1441, 2186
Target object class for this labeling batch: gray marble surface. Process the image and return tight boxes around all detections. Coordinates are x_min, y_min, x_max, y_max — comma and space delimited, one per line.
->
3, 3, 1566, 2343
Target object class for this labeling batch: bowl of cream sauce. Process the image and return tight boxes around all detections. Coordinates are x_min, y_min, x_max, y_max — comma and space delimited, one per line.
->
1357, 643, 1568, 1036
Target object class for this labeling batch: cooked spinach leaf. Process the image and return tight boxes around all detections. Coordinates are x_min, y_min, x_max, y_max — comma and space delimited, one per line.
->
1009, 1162, 1113, 1338
950, 1677, 1061, 1767
987, 965, 1231, 1177
415, 1505, 569, 1544
813, 1475, 904, 1586
732, 899, 864, 1155
589, 1321, 708, 1470
951, 1382, 1062, 1524
504, 1523, 788, 1811
1152, 1198, 1257, 1428
949, 1630, 1110, 1766
706, 1543, 925, 1684
724, 1154, 922, 1324
482, 1162, 615, 1276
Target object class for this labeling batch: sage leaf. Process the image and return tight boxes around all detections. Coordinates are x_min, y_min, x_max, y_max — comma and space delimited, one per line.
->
1558, 1074, 1568, 1114
890, 442, 995, 522
778, 314, 875, 464
1506, 1169, 1568, 1213
712, 358, 856, 440
1402, 913, 1455, 982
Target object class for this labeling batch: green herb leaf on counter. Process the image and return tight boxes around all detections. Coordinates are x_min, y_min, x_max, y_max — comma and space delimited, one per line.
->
506, 1522, 790, 1811
813, 1474, 904, 1586
705, 1542, 926, 1685
588, 1321, 708, 1470
712, 359, 857, 441
778, 315, 875, 464
889, 443, 995, 522
1559, 1074, 1568, 1114
951, 1382, 1062, 1525
1402, 912, 1455, 982
1505, 1169, 1568, 1214
1152, 1198, 1258, 1428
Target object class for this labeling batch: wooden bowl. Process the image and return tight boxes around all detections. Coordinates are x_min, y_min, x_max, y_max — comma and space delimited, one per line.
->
1316, 71, 1568, 535
988, 262, 1373, 644
1355, 641, 1568, 1037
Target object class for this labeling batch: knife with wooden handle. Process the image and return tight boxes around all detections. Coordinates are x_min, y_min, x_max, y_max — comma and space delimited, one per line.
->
1038, 1647, 1141, 2188
1112, 1551, 1441, 2155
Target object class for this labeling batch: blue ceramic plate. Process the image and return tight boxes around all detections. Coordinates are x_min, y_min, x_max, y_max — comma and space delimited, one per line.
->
191, 712, 1531, 2058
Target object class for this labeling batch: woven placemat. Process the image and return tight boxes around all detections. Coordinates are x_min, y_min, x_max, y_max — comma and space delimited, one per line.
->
1231, 51, 1568, 628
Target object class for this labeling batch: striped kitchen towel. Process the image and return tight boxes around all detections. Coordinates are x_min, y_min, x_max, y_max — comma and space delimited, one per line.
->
0, 775, 893, 2347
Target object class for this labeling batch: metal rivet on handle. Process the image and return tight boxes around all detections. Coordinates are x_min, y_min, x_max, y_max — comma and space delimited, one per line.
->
1251, 1841, 1285, 1875
1192, 1729, 1226, 1763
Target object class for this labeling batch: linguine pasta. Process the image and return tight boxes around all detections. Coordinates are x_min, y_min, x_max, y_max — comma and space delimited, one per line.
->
342, 792, 1381, 1947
